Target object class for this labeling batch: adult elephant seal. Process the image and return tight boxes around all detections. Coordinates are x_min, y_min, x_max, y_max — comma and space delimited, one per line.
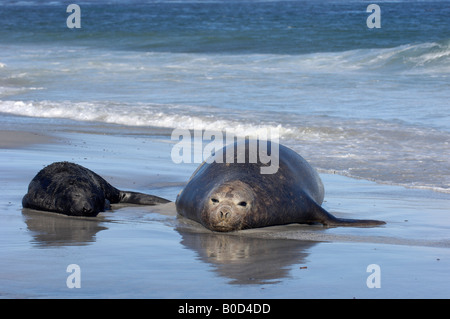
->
176, 140, 385, 232
23, 161, 170, 217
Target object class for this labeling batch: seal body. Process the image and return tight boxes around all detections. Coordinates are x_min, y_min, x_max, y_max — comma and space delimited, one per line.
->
176, 140, 385, 232
23, 162, 169, 217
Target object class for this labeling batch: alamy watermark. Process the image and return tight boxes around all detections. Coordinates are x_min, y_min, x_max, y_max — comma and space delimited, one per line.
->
65, 4, 381, 31
66, 4, 81, 29
366, 264, 381, 288
366, 4, 381, 29
66, 264, 81, 288
170, 120, 280, 175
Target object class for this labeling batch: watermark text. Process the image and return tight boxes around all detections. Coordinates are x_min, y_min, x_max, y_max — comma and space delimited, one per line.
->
66, 264, 81, 288
66, 4, 81, 29
366, 4, 381, 29
366, 264, 381, 288
171, 121, 280, 174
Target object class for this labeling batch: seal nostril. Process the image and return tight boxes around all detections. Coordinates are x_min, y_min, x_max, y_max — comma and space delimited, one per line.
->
82, 205, 93, 214
220, 211, 230, 219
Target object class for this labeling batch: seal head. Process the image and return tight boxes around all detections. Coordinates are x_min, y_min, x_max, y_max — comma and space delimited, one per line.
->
53, 176, 107, 216
203, 180, 255, 232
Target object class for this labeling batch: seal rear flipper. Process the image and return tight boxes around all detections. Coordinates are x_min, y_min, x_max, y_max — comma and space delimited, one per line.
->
313, 205, 385, 227
119, 191, 171, 205
324, 216, 386, 227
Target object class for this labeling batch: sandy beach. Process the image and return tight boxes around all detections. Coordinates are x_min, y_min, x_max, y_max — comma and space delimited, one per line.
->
1, 0, 449, 302
1, 115, 449, 299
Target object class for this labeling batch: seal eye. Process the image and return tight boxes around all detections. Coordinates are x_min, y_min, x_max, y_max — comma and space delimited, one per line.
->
211, 198, 219, 204
237, 201, 247, 207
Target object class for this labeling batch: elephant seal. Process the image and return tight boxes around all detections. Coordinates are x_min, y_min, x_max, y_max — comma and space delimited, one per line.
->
23, 161, 170, 217
176, 140, 385, 232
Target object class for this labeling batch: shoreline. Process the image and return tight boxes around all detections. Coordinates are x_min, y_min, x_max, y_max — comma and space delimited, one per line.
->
1, 114, 448, 195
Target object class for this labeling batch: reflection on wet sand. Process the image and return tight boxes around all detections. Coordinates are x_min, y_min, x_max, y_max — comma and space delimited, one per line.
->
23, 204, 318, 285
22, 209, 107, 247
176, 226, 317, 285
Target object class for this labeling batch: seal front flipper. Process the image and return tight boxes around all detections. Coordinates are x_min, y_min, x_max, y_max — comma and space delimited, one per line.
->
119, 191, 170, 205
311, 204, 385, 227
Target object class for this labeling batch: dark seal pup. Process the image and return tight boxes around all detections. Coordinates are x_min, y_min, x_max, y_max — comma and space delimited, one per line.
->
23, 162, 170, 217
176, 140, 385, 232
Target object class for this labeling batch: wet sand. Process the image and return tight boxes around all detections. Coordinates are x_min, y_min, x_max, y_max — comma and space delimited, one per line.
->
1, 118, 449, 298
0, 130, 56, 149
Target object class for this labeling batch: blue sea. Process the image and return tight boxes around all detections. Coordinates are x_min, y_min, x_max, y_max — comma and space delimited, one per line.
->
0, 0, 449, 192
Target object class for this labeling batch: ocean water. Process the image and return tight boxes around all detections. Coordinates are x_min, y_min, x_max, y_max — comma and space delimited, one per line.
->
0, 0, 449, 192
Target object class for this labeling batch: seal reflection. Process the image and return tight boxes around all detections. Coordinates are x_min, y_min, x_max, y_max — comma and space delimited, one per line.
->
22, 208, 107, 247
176, 226, 316, 285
